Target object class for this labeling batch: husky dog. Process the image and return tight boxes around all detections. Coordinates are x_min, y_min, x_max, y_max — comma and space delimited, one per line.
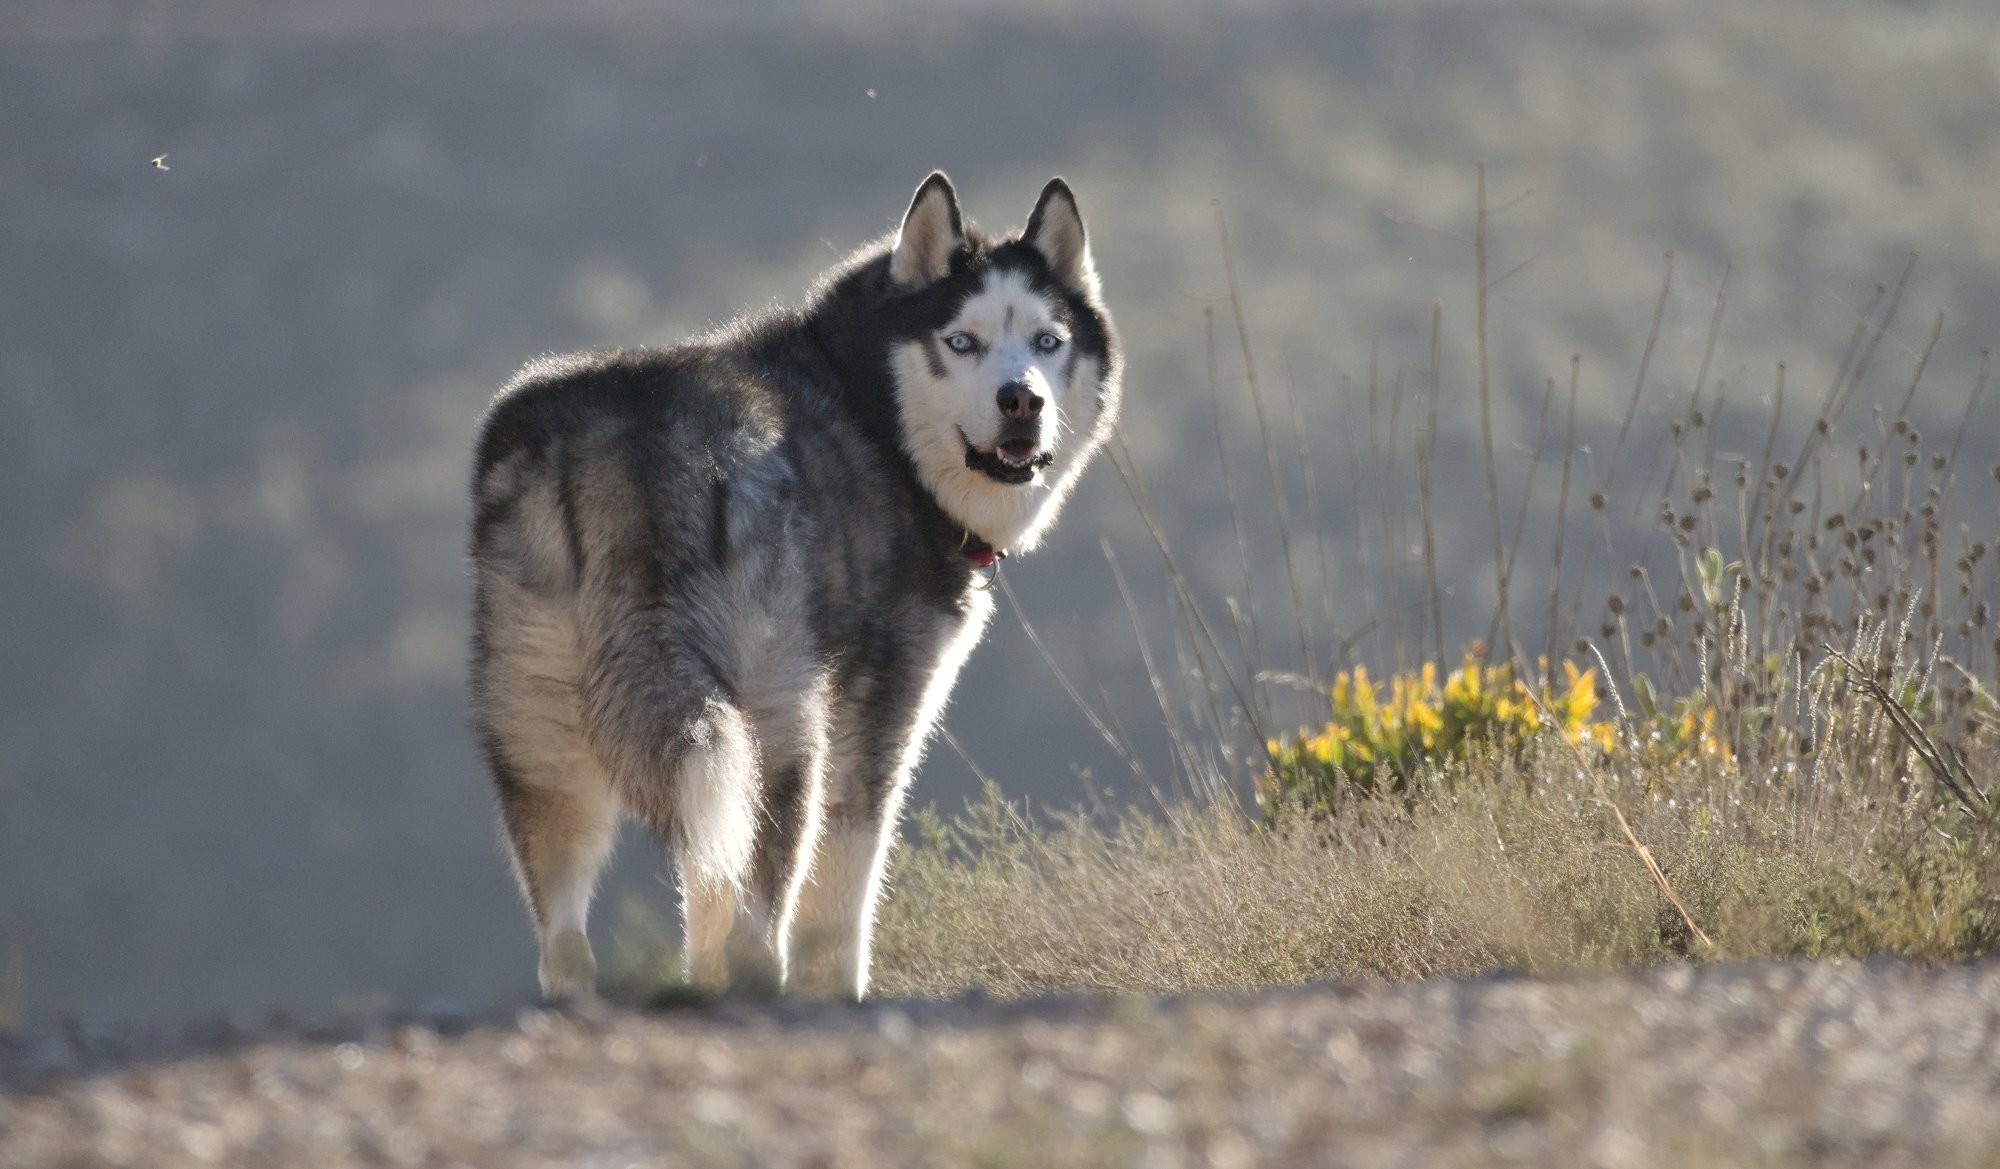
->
469, 173, 1119, 1000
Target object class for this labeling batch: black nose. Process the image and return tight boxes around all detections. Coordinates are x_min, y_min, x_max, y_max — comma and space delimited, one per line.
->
996, 381, 1044, 421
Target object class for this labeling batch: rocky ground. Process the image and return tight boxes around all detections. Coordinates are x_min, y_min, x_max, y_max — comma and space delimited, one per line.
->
2, 958, 1997, 1168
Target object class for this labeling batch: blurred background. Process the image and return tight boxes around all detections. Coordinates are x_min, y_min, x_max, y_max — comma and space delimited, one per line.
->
4, 0, 1998, 1028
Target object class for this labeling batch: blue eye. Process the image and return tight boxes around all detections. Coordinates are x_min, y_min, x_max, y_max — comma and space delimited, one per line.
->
1034, 331, 1064, 353
944, 332, 976, 354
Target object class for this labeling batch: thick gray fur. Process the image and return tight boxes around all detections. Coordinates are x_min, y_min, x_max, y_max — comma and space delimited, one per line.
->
468, 173, 1120, 999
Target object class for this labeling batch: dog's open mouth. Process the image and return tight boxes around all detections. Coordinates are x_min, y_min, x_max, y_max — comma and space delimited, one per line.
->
963, 434, 1051, 485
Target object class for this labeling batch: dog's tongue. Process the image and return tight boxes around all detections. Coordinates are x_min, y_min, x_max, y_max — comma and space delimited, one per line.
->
998, 440, 1036, 464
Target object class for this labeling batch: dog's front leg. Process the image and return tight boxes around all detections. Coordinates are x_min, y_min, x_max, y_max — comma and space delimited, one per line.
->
788, 801, 897, 1000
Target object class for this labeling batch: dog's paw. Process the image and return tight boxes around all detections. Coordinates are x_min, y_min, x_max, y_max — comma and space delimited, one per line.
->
537, 929, 598, 1002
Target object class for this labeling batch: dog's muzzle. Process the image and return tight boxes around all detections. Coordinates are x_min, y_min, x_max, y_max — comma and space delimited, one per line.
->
963, 433, 1051, 485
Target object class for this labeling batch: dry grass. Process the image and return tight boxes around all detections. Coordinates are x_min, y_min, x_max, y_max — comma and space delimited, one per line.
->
865, 195, 2000, 1001
869, 741, 1998, 1000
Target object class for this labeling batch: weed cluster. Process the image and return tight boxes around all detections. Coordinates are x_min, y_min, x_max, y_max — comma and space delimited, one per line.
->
1261, 655, 1616, 810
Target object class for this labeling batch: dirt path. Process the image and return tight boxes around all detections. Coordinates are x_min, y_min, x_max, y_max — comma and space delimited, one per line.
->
3, 958, 1996, 1168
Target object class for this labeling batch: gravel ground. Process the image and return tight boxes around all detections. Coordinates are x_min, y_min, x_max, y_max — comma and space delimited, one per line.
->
3, 958, 1997, 1168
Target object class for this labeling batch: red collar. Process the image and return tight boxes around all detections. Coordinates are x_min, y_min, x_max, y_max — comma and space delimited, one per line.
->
962, 534, 1006, 570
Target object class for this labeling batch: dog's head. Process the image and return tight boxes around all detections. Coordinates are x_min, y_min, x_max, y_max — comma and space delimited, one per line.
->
881, 172, 1121, 554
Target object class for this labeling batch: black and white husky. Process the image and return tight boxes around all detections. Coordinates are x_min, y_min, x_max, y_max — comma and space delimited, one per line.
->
469, 173, 1120, 999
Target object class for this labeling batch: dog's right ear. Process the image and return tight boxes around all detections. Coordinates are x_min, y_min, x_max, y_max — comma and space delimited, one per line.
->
889, 171, 964, 288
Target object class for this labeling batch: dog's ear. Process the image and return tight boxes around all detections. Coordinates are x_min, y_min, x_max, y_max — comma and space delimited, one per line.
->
1023, 178, 1098, 296
889, 171, 964, 288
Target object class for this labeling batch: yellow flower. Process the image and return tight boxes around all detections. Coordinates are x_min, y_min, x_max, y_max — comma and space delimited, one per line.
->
1444, 659, 1474, 706
1407, 700, 1443, 743
1560, 665, 1598, 729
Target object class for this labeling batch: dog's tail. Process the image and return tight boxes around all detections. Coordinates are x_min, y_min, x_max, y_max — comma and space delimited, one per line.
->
582, 605, 760, 894
573, 512, 762, 895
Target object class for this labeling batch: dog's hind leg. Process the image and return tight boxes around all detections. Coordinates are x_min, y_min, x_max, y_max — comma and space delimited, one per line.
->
732, 692, 831, 994
474, 583, 622, 1002
496, 759, 619, 1001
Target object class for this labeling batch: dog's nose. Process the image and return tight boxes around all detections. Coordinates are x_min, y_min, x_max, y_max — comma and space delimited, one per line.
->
996, 381, 1044, 421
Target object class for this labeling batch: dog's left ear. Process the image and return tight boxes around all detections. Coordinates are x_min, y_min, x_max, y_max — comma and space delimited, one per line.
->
1024, 178, 1098, 296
